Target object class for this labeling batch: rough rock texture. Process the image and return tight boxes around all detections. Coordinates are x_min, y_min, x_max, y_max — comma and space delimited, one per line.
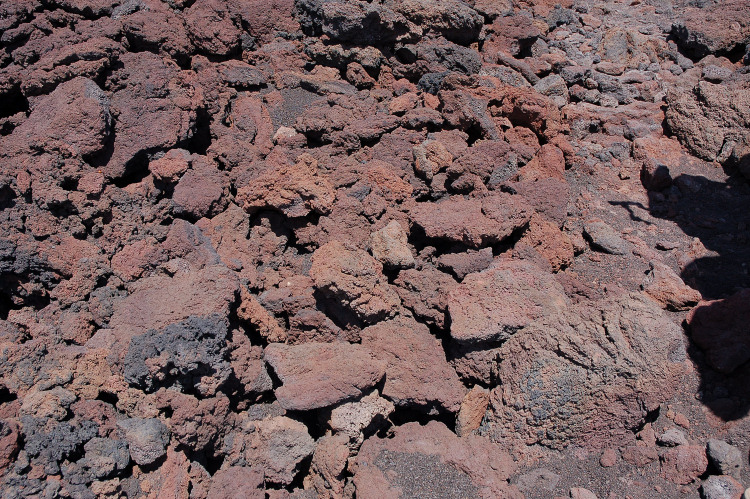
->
360, 316, 466, 413
486, 294, 686, 449
447, 259, 569, 345
264, 342, 386, 410
1, 0, 749, 495
411, 193, 532, 248
352, 421, 521, 498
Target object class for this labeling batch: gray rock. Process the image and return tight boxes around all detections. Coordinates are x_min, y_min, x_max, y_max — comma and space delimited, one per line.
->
701, 475, 745, 499
702, 65, 733, 83
80, 438, 130, 478
534, 74, 569, 108
583, 221, 630, 255
707, 439, 743, 478
117, 418, 170, 466
658, 428, 689, 447
123, 314, 231, 397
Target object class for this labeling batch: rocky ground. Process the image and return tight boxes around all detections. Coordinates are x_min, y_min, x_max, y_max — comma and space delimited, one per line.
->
0, 0, 749, 497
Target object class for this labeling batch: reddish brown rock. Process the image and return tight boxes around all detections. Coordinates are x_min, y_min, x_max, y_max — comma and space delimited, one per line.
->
237, 154, 336, 218
621, 445, 659, 467
687, 289, 750, 374
369, 220, 415, 269
394, 266, 457, 329
264, 342, 386, 411
208, 466, 264, 499
105, 52, 203, 179
447, 259, 569, 345
672, 0, 750, 59
99, 265, 239, 355
352, 421, 521, 498
309, 240, 400, 323
307, 434, 350, 499
3, 77, 110, 159
410, 193, 532, 249
487, 293, 686, 449
642, 261, 701, 311
518, 214, 575, 271
185, 0, 242, 57
172, 156, 229, 220
660, 445, 708, 485
360, 316, 466, 413
455, 386, 490, 437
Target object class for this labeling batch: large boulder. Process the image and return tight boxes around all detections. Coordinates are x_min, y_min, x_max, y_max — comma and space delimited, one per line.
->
486, 293, 686, 449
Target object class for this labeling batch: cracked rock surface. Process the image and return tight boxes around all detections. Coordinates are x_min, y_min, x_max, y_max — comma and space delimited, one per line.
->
1, 0, 750, 497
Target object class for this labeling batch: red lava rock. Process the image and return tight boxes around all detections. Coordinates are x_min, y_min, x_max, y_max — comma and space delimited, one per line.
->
264, 342, 386, 411
620, 445, 659, 467
660, 445, 708, 485
208, 466, 264, 499
642, 261, 701, 311
519, 213, 575, 271
447, 259, 569, 345
410, 193, 532, 249
488, 293, 686, 449
687, 289, 750, 374
237, 154, 336, 218
599, 448, 618, 467
309, 240, 401, 323
352, 421, 521, 498
105, 51, 203, 179
360, 316, 466, 413
455, 386, 490, 437
2, 0, 745, 494
394, 265, 456, 329
3, 77, 110, 159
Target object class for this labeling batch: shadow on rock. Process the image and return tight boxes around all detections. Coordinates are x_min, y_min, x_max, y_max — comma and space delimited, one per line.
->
645, 160, 750, 421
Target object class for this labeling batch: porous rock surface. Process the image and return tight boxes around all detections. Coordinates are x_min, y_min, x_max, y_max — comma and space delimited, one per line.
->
0, 0, 749, 497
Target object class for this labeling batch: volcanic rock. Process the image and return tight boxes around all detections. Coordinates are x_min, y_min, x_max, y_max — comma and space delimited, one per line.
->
360, 316, 465, 413
264, 342, 386, 411
447, 259, 569, 345
352, 421, 521, 498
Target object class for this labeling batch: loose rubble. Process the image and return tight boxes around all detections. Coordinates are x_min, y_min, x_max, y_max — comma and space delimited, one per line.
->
0, 0, 749, 497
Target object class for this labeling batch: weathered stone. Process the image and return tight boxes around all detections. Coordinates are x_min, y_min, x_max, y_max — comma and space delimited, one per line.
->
264, 342, 386, 410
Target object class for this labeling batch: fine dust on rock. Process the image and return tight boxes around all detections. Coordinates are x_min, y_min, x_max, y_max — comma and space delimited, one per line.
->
0, 0, 749, 497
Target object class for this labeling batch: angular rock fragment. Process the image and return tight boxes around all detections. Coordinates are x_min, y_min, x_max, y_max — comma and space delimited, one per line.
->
411, 193, 532, 249
4, 77, 110, 159
237, 154, 336, 218
310, 240, 400, 323
264, 342, 386, 410
117, 418, 170, 466
361, 316, 465, 413
369, 220, 414, 269
447, 259, 568, 345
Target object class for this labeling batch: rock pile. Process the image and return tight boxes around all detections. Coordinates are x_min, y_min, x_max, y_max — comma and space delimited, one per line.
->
0, 0, 749, 497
